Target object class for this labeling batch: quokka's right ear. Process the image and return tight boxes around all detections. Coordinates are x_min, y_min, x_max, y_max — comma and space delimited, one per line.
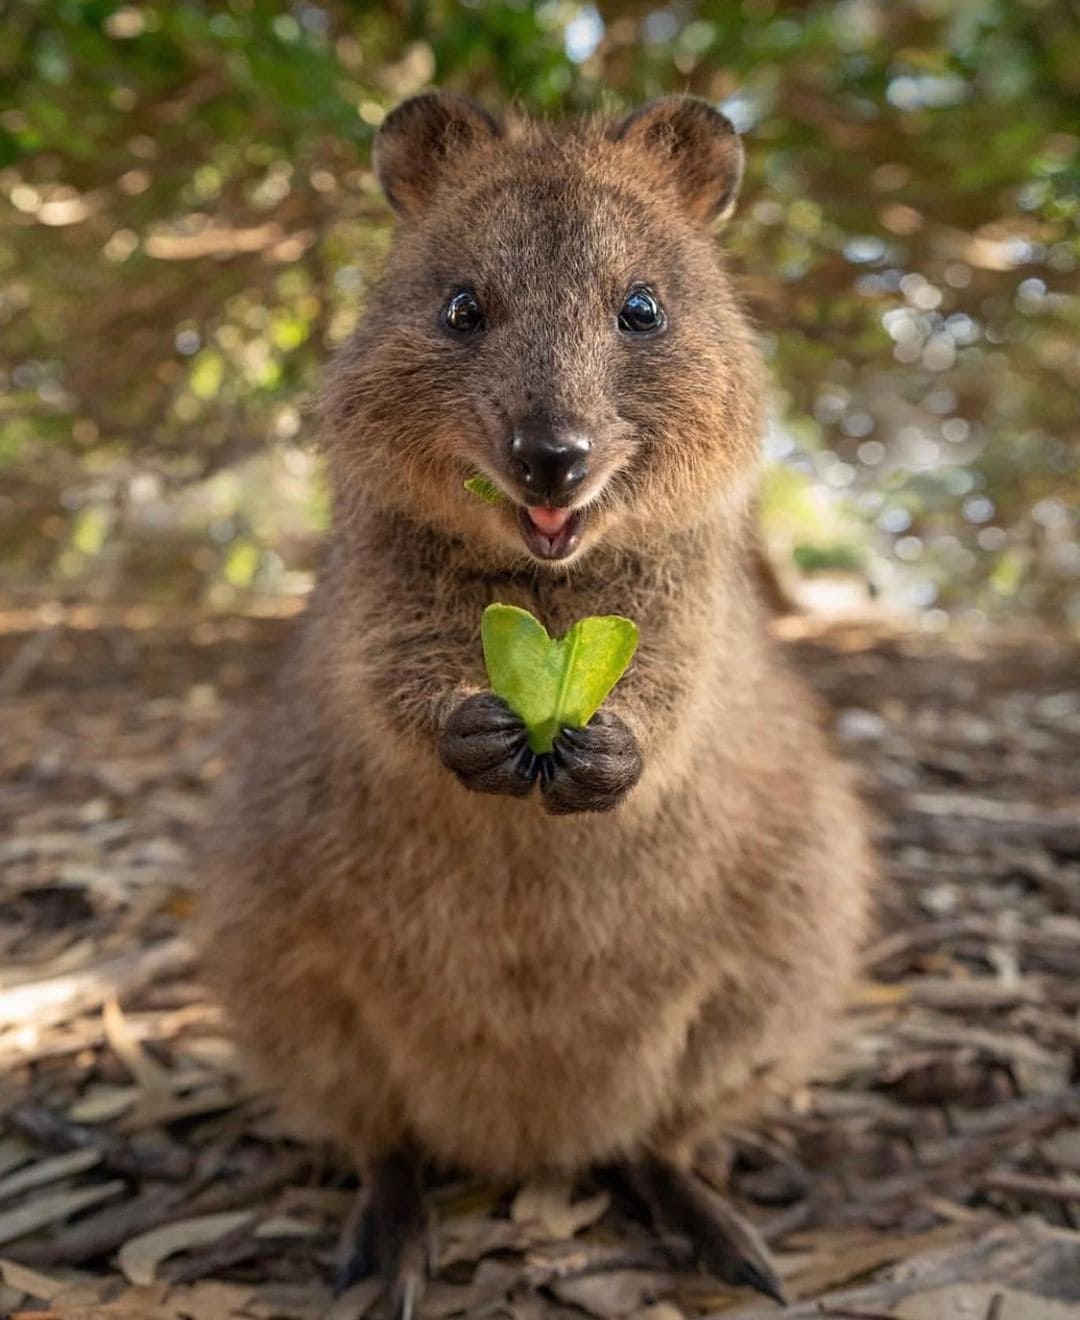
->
611, 97, 744, 225
374, 91, 502, 218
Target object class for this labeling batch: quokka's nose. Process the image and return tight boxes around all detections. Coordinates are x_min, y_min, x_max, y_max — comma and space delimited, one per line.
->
508, 418, 591, 504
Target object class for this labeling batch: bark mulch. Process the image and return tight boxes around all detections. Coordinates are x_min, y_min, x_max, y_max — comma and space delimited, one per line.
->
1, 604, 1078, 1319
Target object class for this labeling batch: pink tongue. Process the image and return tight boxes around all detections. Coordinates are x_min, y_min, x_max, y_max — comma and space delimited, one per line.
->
527, 506, 571, 537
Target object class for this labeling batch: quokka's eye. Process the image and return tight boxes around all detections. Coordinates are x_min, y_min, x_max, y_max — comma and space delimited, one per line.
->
443, 290, 484, 335
618, 285, 666, 335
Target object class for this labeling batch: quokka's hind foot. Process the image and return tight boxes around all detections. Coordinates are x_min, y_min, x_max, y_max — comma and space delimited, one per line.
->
335, 1143, 431, 1320
599, 1154, 786, 1306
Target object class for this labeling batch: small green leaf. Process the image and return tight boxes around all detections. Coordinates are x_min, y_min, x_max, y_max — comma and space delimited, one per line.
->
464, 474, 504, 506
481, 604, 638, 754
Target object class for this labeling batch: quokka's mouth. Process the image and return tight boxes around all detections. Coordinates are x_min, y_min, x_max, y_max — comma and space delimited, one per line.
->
516, 504, 586, 560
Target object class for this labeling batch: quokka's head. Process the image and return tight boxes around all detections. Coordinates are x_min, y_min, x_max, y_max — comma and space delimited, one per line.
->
321, 91, 764, 566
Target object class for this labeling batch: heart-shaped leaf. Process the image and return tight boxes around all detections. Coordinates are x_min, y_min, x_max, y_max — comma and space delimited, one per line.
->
481, 604, 638, 753
464, 474, 504, 506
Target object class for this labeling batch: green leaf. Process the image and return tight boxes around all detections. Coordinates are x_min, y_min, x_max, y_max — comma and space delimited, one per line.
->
481, 604, 638, 754
464, 474, 504, 505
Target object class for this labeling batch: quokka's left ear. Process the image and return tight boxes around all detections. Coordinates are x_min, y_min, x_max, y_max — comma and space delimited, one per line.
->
611, 96, 744, 224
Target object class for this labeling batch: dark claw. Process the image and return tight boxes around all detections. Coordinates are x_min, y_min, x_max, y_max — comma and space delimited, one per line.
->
734, 1257, 787, 1307
336, 1144, 431, 1314
603, 1155, 786, 1306
688, 1190, 786, 1305
391, 1263, 423, 1320
334, 1210, 378, 1292
540, 709, 643, 815
439, 693, 539, 797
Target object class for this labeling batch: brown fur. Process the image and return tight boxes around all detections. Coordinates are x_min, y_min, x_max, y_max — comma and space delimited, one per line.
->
199, 95, 873, 1186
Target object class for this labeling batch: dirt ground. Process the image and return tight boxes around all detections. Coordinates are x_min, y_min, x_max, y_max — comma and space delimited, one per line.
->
1, 604, 1079, 1319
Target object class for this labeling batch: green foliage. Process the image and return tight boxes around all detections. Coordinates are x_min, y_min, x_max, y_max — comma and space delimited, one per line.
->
1, 0, 1077, 621
481, 604, 639, 753
792, 542, 865, 575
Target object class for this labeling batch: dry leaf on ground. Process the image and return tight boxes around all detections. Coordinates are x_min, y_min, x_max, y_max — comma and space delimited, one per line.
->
117, 1212, 254, 1286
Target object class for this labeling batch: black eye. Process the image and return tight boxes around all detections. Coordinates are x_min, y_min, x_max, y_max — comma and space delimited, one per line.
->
618, 286, 665, 335
443, 290, 484, 335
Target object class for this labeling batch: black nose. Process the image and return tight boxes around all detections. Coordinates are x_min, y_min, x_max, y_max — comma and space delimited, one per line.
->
508, 417, 591, 503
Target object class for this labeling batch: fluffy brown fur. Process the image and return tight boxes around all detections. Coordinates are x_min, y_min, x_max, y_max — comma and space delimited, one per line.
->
199, 91, 873, 1293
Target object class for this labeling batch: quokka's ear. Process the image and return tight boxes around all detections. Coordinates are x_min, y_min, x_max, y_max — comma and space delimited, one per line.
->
374, 91, 502, 218
611, 97, 744, 224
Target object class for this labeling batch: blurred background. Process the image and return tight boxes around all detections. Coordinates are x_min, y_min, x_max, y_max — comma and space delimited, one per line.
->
2, 0, 1078, 629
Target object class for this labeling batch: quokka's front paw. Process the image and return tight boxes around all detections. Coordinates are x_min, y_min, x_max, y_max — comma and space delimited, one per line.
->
540, 709, 643, 815
439, 693, 538, 797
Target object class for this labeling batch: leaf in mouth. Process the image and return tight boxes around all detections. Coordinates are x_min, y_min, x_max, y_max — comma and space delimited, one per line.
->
480, 603, 639, 754
464, 474, 504, 506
